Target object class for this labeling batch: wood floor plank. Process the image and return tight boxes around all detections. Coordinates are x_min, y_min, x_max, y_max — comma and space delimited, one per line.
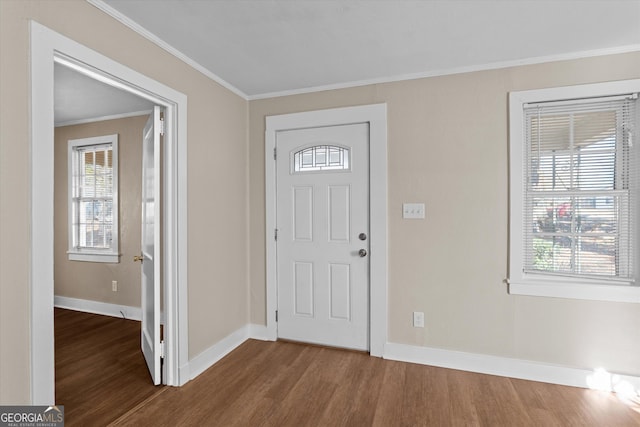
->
510, 377, 586, 426
371, 360, 407, 426
405, 363, 452, 426
319, 351, 385, 426
56, 309, 640, 426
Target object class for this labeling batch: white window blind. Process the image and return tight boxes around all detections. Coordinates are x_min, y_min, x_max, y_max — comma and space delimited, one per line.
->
72, 144, 113, 249
68, 134, 119, 263
523, 94, 637, 281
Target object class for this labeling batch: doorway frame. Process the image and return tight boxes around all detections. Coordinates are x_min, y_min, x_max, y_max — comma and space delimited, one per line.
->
30, 21, 189, 404
265, 104, 388, 356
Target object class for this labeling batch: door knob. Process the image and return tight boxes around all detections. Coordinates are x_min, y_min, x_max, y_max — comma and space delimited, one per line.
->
133, 254, 143, 263
359, 249, 367, 257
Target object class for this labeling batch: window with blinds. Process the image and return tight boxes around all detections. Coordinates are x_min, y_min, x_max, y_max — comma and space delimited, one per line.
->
508, 80, 640, 302
523, 95, 637, 280
68, 134, 119, 263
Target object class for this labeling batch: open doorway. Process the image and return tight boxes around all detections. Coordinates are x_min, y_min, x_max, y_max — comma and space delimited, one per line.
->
30, 22, 189, 404
53, 61, 162, 408
53, 62, 154, 320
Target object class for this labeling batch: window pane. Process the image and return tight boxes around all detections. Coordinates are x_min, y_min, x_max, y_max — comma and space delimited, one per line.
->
533, 154, 572, 191
293, 145, 350, 172
302, 150, 313, 166
328, 148, 341, 165
530, 113, 571, 152
531, 197, 572, 234
573, 110, 616, 148
528, 193, 625, 277
576, 236, 616, 276
577, 150, 615, 190
532, 236, 573, 274
104, 175, 114, 197
576, 197, 617, 234
529, 109, 618, 193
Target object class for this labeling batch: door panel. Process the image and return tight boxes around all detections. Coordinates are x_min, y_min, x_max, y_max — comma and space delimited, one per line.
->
293, 187, 313, 241
276, 123, 369, 350
140, 106, 162, 385
328, 185, 350, 242
294, 262, 314, 316
329, 263, 351, 320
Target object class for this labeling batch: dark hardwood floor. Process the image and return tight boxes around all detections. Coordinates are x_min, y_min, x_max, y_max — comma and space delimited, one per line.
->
55, 308, 640, 426
54, 308, 160, 425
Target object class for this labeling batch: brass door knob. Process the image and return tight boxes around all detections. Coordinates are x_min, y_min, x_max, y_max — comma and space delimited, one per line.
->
133, 255, 144, 263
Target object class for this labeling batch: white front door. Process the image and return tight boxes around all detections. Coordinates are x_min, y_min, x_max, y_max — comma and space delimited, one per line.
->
276, 123, 370, 350
140, 106, 162, 384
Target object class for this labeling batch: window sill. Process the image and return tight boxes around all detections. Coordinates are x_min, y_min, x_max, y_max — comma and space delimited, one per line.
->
68, 251, 120, 264
508, 279, 640, 304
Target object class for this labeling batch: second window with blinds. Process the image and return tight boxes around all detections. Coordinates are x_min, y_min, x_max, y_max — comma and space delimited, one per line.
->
508, 80, 640, 303
67, 134, 119, 263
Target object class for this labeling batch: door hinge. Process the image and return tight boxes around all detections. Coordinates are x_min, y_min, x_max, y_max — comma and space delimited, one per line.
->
159, 117, 165, 136
160, 340, 165, 359
273, 147, 277, 160
275, 310, 278, 322
274, 228, 278, 241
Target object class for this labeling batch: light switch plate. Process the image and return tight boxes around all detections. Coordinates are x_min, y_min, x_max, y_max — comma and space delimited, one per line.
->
403, 203, 425, 219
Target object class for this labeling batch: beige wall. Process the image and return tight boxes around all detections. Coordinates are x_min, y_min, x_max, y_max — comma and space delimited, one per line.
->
54, 116, 147, 308
249, 53, 640, 375
0, 0, 248, 403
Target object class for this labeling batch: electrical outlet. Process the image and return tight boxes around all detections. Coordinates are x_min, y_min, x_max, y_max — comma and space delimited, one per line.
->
112, 280, 118, 292
413, 311, 424, 328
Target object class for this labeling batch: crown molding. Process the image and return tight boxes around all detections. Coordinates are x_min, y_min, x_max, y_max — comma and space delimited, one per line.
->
248, 44, 640, 100
55, 109, 152, 127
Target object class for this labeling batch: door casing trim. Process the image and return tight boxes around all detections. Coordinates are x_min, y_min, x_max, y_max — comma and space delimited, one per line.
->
265, 104, 388, 356
30, 21, 189, 403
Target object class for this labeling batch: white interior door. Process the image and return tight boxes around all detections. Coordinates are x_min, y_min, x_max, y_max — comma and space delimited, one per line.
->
140, 106, 162, 384
276, 123, 370, 350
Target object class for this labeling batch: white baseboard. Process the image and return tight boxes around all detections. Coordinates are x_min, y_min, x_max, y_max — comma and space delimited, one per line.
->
249, 323, 272, 341
187, 324, 277, 382
54, 295, 142, 321
188, 326, 250, 380
384, 342, 640, 393
178, 363, 191, 387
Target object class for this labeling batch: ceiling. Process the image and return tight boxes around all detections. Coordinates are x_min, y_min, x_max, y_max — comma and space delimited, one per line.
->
56, 0, 640, 124
55, 63, 154, 127
96, 0, 640, 99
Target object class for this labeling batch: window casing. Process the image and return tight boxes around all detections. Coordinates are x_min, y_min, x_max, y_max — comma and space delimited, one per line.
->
68, 134, 119, 263
509, 80, 640, 303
